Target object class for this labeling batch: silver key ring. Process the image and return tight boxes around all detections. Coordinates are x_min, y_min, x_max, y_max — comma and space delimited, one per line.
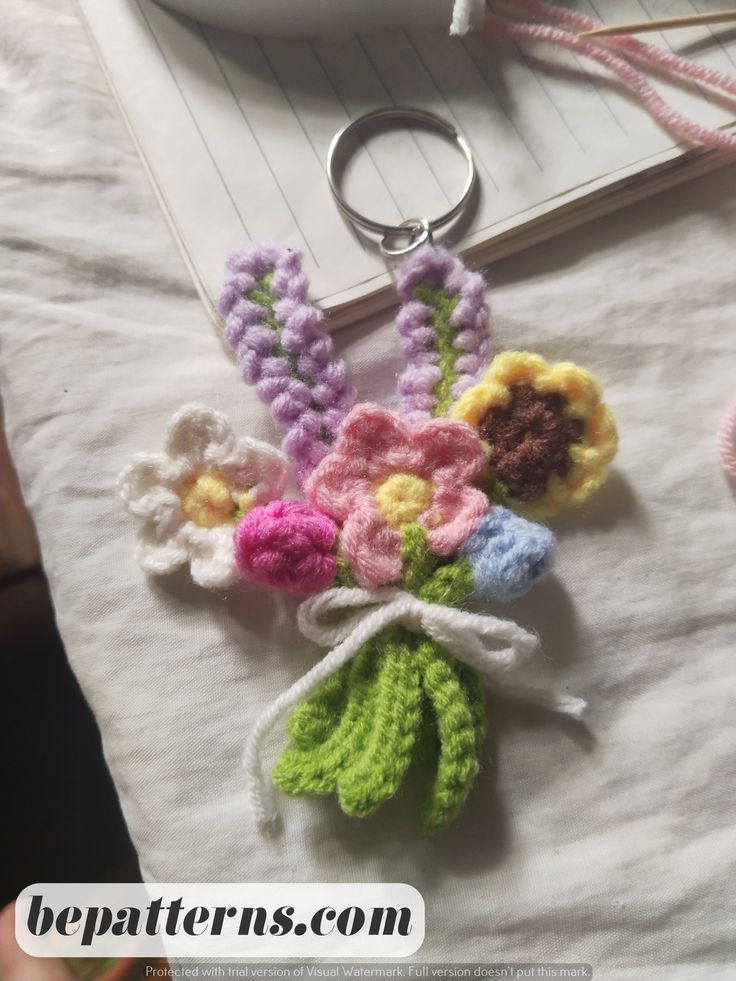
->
326, 107, 476, 258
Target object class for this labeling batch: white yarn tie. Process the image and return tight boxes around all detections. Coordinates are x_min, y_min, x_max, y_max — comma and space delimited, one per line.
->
242, 587, 586, 830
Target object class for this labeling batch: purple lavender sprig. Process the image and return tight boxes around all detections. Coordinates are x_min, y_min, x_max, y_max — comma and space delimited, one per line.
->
219, 244, 355, 487
396, 245, 493, 423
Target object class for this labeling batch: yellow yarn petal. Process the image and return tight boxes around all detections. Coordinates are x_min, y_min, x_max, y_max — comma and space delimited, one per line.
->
451, 380, 509, 428
450, 350, 619, 518
493, 351, 548, 386
541, 362, 602, 411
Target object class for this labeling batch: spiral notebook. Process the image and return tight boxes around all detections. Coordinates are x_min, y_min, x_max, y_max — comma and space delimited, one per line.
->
77, 0, 736, 328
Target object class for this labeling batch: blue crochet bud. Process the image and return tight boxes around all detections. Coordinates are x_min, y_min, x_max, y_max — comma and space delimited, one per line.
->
461, 507, 555, 603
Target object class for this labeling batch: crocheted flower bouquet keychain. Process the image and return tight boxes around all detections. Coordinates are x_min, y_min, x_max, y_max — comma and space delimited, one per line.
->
119, 109, 618, 833
120, 240, 617, 832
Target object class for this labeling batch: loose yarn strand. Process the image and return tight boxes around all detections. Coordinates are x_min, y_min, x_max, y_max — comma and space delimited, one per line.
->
505, 0, 736, 102
485, 11, 736, 152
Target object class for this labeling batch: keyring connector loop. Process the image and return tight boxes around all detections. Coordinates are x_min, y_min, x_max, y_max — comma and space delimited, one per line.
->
326, 107, 476, 257
380, 218, 432, 258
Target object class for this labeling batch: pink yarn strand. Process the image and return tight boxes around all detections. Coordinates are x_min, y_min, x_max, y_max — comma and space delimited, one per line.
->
718, 399, 736, 482
501, 0, 736, 102
485, 10, 736, 152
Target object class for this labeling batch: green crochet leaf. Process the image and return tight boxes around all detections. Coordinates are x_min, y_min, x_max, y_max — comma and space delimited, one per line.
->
286, 662, 351, 750
338, 627, 422, 818
454, 661, 487, 754
273, 641, 381, 797
416, 639, 482, 833
273, 625, 486, 831
273, 527, 485, 830
413, 692, 440, 769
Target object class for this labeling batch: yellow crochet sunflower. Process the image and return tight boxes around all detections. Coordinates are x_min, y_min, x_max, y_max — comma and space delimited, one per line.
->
451, 351, 618, 519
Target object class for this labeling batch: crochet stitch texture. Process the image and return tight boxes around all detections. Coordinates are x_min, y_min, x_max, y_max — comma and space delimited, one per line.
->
270, 529, 492, 832
396, 245, 492, 424
119, 403, 288, 588
452, 350, 618, 518
120, 242, 620, 834
218, 245, 355, 487
305, 403, 489, 588
235, 499, 338, 595
461, 507, 556, 603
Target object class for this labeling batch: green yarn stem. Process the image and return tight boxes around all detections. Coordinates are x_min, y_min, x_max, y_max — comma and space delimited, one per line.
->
400, 523, 438, 594
413, 691, 440, 769
338, 627, 422, 817
334, 549, 357, 587
246, 273, 314, 391
401, 524, 474, 606
286, 661, 351, 750
417, 557, 474, 607
273, 525, 486, 830
413, 284, 461, 418
273, 641, 381, 796
484, 475, 511, 507
454, 661, 487, 754
415, 638, 482, 833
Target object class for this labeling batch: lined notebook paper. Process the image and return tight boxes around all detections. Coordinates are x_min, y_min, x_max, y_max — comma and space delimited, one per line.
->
77, 0, 736, 326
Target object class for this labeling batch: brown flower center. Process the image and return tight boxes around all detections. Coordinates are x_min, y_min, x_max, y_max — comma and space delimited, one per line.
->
479, 384, 584, 502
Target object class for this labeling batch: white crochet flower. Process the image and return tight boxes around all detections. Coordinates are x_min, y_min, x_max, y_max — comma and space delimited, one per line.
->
119, 403, 289, 589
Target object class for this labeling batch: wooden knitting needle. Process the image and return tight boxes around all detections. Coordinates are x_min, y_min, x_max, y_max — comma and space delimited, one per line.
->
579, 10, 736, 38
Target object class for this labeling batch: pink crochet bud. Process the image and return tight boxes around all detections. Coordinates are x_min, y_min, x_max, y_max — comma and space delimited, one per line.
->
234, 500, 338, 595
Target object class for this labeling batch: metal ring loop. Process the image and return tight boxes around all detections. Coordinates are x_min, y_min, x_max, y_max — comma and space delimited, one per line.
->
326, 107, 476, 256
380, 218, 431, 258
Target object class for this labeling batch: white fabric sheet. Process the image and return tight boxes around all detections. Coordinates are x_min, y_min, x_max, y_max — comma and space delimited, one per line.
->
1, 3, 735, 978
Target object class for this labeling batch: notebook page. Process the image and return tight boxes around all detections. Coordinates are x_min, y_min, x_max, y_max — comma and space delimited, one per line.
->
77, 0, 736, 321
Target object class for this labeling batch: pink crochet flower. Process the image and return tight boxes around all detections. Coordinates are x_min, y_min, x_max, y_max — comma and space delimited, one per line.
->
306, 404, 489, 588
234, 499, 338, 595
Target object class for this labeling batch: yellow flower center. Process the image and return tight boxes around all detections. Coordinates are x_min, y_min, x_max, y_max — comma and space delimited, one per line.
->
179, 470, 237, 528
374, 472, 434, 530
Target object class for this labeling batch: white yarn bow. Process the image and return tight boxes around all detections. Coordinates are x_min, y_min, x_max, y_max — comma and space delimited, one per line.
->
242, 587, 586, 830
